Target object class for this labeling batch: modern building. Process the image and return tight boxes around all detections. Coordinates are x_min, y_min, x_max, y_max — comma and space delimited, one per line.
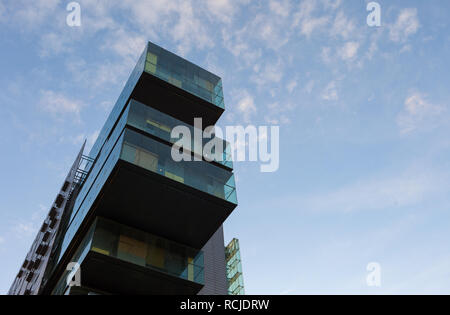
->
225, 239, 245, 295
8, 41, 243, 295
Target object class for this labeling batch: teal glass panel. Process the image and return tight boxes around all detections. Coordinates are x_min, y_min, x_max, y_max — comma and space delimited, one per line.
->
54, 218, 205, 294
91, 218, 204, 285
145, 42, 225, 109
120, 129, 237, 205
225, 238, 245, 295
127, 99, 233, 169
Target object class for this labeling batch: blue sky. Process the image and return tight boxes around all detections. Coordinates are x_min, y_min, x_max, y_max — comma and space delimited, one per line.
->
1, 0, 450, 294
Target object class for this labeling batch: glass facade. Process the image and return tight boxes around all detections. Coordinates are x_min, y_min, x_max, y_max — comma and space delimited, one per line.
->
225, 238, 245, 295
145, 42, 225, 109
59, 97, 237, 266
121, 128, 237, 204
89, 47, 147, 160
127, 99, 233, 169
91, 218, 204, 284
53, 218, 204, 295
53, 223, 96, 295
49, 41, 237, 295
60, 127, 127, 261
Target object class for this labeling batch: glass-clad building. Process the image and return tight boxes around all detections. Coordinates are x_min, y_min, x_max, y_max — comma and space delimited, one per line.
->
225, 239, 245, 295
9, 41, 242, 295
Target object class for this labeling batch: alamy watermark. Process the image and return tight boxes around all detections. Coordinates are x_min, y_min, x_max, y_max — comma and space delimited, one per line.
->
66, 2, 81, 27
366, 262, 381, 287
66, 262, 81, 287
367, 2, 381, 27
170, 118, 280, 173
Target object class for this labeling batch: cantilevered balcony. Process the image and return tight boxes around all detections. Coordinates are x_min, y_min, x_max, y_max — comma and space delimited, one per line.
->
95, 128, 237, 248
59, 105, 237, 263
130, 42, 225, 127
54, 218, 204, 295
127, 99, 233, 169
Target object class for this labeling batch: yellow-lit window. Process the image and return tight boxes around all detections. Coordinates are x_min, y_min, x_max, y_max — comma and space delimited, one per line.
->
147, 241, 165, 269
145, 62, 157, 74
117, 235, 147, 267
136, 149, 158, 172
147, 52, 158, 65
146, 119, 171, 133
165, 171, 184, 184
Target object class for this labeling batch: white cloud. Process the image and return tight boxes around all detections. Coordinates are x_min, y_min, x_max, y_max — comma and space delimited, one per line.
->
120, 0, 212, 55
103, 29, 146, 63
300, 16, 329, 38
304, 80, 315, 94
222, 27, 262, 66
206, 0, 237, 23
293, 0, 330, 38
270, 0, 291, 17
322, 0, 342, 10
322, 81, 338, 101
70, 129, 100, 153
321, 47, 332, 64
232, 7, 293, 52
389, 8, 420, 43
10, 0, 60, 28
171, 1, 213, 54
13, 223, 38, 239
251, 60, 284, 87
66, 57, 131, 90
39, 32, 72, 57
330, 11, 356, 39
397, 92, 444, 134
235, 90, 257, 122
10, 206, 48, 241
287, 80, 298, 93
265, 102, 296, 124
338, 41, 359, 60
39, 90, 85, 122
0, 236, 4, 244
302, 171, 440, 213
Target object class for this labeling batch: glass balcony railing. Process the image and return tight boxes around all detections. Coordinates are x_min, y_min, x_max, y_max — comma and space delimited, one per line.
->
144, 42, 225, 109
120, 129, 237, 205
53, 217, 204, 294
91, 218, 204, 285
127, 99, 233, 169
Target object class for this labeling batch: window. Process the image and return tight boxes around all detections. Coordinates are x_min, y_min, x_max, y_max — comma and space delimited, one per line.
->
117, 234, 147, 267
62, 181, 70, 192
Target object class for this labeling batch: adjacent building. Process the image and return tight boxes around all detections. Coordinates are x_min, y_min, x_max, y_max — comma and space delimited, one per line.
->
9, 41, 243, 295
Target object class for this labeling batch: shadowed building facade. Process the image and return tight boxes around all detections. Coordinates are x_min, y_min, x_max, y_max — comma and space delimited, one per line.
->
9, 42, 242, 295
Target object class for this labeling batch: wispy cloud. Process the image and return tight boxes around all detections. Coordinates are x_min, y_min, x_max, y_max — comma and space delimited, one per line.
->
301, 170, 443, 213
6, 0, 61, 29
338, 41, 359, 60
9, 205, 47, 242
330, 10, 356, 39
39, 32, 73, 57
12, 223, 38, 240
205, 0, 238, 23
270, 0, 291, 17
234, 89, 257, 123
397, 92, 444, 134
389, 8, 420, 43
322, 81, 339, 101
251, 59, 284, 87
71, 130, 100, 152
265, 101, 296, 125
39, 90, 85, 123
293, 0, 332, 38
